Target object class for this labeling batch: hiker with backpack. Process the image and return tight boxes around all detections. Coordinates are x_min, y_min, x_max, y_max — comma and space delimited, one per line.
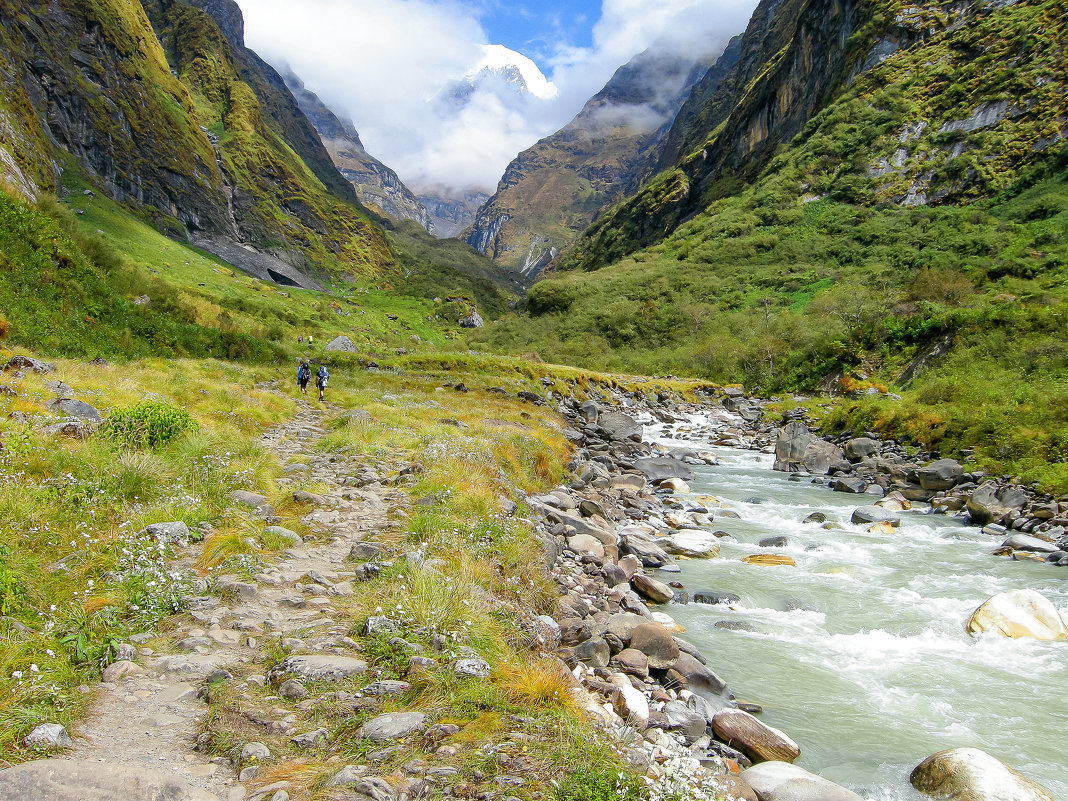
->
316, 364, 329, 402
297, 361, 311, 396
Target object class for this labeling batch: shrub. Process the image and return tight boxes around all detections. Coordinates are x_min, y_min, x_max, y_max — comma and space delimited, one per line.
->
99, 401, 198, 450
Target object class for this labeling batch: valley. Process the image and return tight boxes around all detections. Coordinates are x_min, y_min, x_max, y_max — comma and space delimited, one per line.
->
0, 0, 1066, 799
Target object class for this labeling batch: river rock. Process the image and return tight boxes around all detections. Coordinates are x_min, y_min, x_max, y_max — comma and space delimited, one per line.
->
693, 590, 740, 605
0, 759, 221, 800
918, 459, 964, 490
844, 437, 878, 461
357, 712, 427, 742
628, 622, 680, 668
612, 684, 650, 728
758, 536, 789, 548
633, 457, 695, 482
611, 474, 646, 493
831, 477, 868, 494
660, 477, 691, 493
713, 709, 800, 763
773, 422, 845, 474
965, 589, 1068, 641
742, 761, 863, 801
573, 636, 611, 667
631, 574, 674, 604
673, 651, 729, 695
599, 411, 641, 441
851, 506, 900, 526
967, 482, 1027, 525
606, 612, 649, 644
621, 533, 674, 568
1001, 534, 1059, 554
664, 700, 708, 743
661, 530, 721, 558
567, 534, 605, 558
742, 554, 795, 567
612, 648, 649, 678
910, 747, 1054, 801
268, 655, 368, 683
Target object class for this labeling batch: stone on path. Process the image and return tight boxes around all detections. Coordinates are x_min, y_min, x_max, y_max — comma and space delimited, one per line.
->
742, 761, 864, 801
267, 655, 368, 683
0, 759, 220, 800
23, 723, 72, 749
910, 747, 1054, 801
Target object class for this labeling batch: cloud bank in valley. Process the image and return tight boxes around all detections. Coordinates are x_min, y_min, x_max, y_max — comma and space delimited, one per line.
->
237, 0, 757, 195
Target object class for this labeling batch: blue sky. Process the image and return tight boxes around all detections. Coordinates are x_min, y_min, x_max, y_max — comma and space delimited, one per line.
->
478, 0, 601, 69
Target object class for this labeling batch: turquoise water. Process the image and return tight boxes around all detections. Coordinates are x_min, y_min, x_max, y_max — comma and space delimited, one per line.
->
647, 430, 1068, 800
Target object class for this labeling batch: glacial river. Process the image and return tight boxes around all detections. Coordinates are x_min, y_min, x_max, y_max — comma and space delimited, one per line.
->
648, 425, 1068, 800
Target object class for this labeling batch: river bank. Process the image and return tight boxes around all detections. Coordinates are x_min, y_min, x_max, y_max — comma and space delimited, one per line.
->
529, 389, 1065, 801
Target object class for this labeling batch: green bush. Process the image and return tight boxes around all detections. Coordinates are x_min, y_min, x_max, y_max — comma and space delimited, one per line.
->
99, 401, 198, 450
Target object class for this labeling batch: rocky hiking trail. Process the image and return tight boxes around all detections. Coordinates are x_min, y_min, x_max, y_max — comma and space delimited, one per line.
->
1, 401, 402, 801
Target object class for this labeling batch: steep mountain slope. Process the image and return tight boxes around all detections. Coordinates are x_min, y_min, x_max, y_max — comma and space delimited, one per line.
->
560, 0, 1066, 273
465, 42, 731, 282
0, 0, 390, 282
284, 73, 433, 233
472, 0, 1068, 487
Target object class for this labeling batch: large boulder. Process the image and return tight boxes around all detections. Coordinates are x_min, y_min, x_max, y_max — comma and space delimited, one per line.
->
48, 398, 102, 423
459, 309, 484, 328
967, 483, 1027, 525
965, 589, 1068, 641
672, 651, 729, 695
773, 422, 845, 474
851, 506, 900, 527
713, 709, 800, 764
0, 759, 220, 800
844, 437, 878, 461
628, 622, 680, 669
3, 354, 55, 373
633, 457, 694, 482
631, 574, 674, 604
917, 459, 964, 491
1001, 534, 1059, 554
742, 761, 865, 801
325, 335, 358, 352
599, 411, 641, 441
910, 747, 1055, 801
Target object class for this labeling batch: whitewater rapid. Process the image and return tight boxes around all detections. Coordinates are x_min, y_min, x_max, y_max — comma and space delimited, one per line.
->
648, 429, 1068, 800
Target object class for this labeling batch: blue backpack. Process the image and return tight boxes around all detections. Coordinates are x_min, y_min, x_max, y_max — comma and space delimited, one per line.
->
297, 364, 309, 382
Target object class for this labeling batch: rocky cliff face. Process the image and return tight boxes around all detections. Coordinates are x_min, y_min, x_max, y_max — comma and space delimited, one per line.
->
0, 0, 391, 281
0, 0, 230, 229
419, 192, 490, 239
560, 0, 1068, 273
465, 42, 727, 283
284, 74, 434, 233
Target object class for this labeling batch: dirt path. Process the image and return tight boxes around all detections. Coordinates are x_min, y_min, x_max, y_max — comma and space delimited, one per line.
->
3, 401, 402, 800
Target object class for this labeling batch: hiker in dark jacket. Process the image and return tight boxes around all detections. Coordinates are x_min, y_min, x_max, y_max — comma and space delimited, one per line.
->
297, 361, 310, 396
316, 364, 329, 402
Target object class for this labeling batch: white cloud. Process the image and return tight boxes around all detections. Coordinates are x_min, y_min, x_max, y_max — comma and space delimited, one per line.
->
237, 0, 757, 196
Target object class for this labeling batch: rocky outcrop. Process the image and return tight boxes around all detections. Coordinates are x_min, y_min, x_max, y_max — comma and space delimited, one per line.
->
284, 73, 433, 232
910, 748, 1055, 801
